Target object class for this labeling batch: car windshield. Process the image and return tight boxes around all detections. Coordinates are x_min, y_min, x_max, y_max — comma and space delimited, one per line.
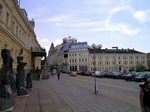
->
138, 74, 145, 77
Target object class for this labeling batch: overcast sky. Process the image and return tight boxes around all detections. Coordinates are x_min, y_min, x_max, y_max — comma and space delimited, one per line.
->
20, 0, 150, 53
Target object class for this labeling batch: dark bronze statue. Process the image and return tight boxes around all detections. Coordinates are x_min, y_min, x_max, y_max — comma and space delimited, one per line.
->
0, 48, 15, 111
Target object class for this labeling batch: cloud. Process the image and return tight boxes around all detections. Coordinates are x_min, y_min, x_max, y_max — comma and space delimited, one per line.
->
80, 21, 139, 36
106, 5, 133, 24
36, 14, 77, 23
102, 5, 139, 36
39, 38, 62, 54
53, 39, 62, 47
133, 10, 150, 23
81, 5, 139, 36
105, 22, 139, 36
28, 7, 49, 19
81, 0, 114, 4
41, 39, 49, 42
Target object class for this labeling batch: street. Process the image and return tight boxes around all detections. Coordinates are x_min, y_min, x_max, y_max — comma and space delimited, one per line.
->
35, 73, 141, 112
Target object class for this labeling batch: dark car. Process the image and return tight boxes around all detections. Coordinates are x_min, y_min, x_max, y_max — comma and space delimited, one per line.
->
79, 71, 86, 76
134, 72, 150, 82
85, 71, 93, 76
124, 72, 140, 81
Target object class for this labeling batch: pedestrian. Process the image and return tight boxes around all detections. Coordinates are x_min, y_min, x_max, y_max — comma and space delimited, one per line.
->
26, 70, 32, 89
57, 68, 60, 80
140, 78, 150, 112
57, 72, 60, 80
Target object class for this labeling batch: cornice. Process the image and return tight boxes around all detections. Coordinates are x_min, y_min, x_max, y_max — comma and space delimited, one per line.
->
0, 26, 30, 52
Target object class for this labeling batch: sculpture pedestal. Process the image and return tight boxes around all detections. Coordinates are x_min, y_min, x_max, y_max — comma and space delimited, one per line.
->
0, 85, 15, 111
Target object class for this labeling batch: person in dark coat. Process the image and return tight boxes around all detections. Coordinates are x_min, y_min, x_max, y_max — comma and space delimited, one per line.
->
26, 70, 32, 89
140, 78, 150, 112
57, 68, 60, 80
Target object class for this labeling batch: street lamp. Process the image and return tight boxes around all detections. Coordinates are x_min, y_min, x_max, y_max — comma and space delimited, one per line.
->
91, 44, 102, 94
112, 46, 118, 72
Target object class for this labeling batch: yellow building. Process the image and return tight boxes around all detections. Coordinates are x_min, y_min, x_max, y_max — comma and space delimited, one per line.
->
0, 0, 46, 71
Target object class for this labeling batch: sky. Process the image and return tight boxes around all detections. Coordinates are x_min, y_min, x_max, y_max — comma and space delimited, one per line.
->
20, 0, 150, 54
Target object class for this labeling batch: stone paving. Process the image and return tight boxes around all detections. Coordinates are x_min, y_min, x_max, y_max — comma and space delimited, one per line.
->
13, 73, 141, 112
45, 77, 141, 112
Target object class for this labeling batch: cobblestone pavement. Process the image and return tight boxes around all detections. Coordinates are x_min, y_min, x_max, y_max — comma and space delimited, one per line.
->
34, 74, 141, 112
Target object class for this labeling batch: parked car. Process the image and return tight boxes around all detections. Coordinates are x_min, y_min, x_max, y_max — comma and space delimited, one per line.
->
85, 71, 93, 76
124, 72, 140, 81
70, 72, 77, 77
79, 71, 86, 76
134, 72, 150, 82
92, 71, 103, 78
112, 72, 122, 79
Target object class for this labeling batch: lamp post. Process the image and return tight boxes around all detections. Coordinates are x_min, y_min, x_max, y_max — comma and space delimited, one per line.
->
91, 44, 102, 94
112, 46, 118, 72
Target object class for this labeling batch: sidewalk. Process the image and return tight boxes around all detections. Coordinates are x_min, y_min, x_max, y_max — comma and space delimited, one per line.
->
12, 80, 72, 112
12, 75, 141, 112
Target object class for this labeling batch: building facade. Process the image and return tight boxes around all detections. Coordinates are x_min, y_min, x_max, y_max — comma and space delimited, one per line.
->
147, 53, 150, 70
88, 48, 148, 72
47, 37, 148, 72
0, 0, 46, 71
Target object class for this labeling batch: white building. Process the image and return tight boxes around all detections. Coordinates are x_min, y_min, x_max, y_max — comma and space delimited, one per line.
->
47, 38, 148, 72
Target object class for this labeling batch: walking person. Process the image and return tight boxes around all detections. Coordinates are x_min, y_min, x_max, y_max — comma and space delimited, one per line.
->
57, 68, 60, 80
57, 72, 60, 80
140, 78, 150, 112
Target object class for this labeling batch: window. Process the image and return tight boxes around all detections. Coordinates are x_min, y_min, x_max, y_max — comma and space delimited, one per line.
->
19, 30, 21, 39
70, 59, 71, 63
72, 59, 74, 63
16, 26, 18, 37
130, 56, 133, 59
12, 21, 15, 33
85, 58, 87, 62
75, 59, 77, 63
6, 13, 10, 27
118, 61, 121, 64
0, 4, 3, 21
79, 59, 81, 62
82, 58, 84, 62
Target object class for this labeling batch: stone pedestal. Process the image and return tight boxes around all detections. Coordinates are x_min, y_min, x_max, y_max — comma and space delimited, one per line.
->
0, 85, 15, 111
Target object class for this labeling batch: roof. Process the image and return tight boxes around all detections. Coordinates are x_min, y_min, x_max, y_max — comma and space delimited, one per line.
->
88, 48, 145, 54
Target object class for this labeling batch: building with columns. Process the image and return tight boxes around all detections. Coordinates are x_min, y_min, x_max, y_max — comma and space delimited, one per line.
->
0, 0, 46, 71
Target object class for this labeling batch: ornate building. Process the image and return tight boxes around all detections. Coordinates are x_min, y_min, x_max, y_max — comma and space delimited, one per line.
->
0, 0, 46, 71
47, 37, 148, 72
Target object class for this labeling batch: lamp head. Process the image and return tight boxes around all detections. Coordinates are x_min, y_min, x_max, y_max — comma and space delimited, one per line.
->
92, 44, 96, 48
97, 44, 102, 49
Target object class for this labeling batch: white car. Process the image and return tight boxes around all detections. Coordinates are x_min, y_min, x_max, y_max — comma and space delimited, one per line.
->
93, 71, 103, 78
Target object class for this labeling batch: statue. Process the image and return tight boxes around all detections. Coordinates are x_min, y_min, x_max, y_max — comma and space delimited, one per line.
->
16, 49, 28, 96
0, 48, 15, 111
